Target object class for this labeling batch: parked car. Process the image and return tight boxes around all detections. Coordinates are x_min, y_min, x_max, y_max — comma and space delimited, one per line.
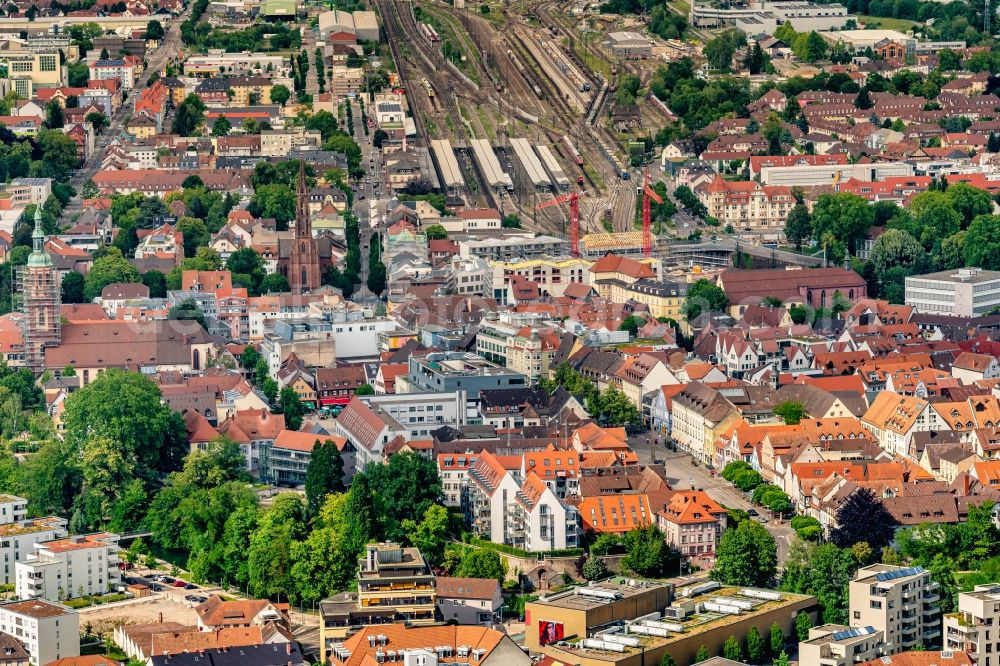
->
151, 584, 163, 592
184, 583, 198, 590
184, 594, 200, 603
747, 508, 759, 517
172, 579, 187, 588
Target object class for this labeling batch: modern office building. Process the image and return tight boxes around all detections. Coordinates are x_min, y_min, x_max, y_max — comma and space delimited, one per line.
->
400, 352, 526, 395
849, 565, 941, 655
905, 268, 1000, 317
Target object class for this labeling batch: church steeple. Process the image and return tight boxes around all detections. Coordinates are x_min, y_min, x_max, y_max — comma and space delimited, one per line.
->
286, 159, 321, 294
295, 158, 311, 239
27, 205, 51, 268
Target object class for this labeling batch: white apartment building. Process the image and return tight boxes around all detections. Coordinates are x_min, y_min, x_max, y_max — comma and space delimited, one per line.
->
0, 599, 79, 666
438, 452, 478, 507
944, 584, 1000, 665
465, 452, 579, 552
0, 495, 67, 586
849, 565, 942, 655
489, 257, 590, 302
798, 624, 885, 666
16, 533, 122, 601
905, 268, 1000, 317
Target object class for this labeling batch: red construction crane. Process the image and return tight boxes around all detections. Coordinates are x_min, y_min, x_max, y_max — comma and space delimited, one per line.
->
539, 191, 586, 257
642, 171, 662, 257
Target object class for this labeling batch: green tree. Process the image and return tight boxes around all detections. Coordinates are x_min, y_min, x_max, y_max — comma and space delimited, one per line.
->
211, 115, 231, 137
456, 548, 507, 582
945, 182, 993, 227
868, 229, 926, 275
305, 439, 345, 517
248, 184, 296, 231
270, 84, 291, 106
713, 520, 777, 586
722, 636, 743, 662
259, 273, 290, 294
168, 298, 207, 331
34, 129, 81, 180
424, 224, 448, 240
83, 247, 141, 301
145, 19, 165, 39
658, 652, 676, 666
795, 611, 813, 641
810, 193, 874, 255
774, 650, 790, 666
85, 111, 108, 133
288, 525, 342, 604
618, 314, 644, 337
401, 504, 450, 566
19, 438, 82, 516
44, 100, 64, 129
583, 555, 608, 580
620, 526, 678, 577
60, 270, 86, 304
279, 386, 305, 431
355, 383, 375, 396
704, 30, 741, 71
785, 203, 812, 250
681, 278, 729, 321
694, 646, 711, 662
746, 627, 765, 663
769, 622, 784, 655
964, 215, 1000, 270
854, 86, 872, 109
910, 190, 962, 250
774, 400, 805, 425
63, 369, 187, 486
171, 94, 206, 137
781, 540, 859, 624
247, 493, 306, 597
363, 452, 443, 539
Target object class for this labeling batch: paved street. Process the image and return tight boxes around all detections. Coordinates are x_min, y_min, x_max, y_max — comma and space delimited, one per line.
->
628, 435, 796, 565
62, 10, 189, 223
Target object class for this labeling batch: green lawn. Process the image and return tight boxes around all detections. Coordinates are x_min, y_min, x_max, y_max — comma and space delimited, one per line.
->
856, 14, 919, 31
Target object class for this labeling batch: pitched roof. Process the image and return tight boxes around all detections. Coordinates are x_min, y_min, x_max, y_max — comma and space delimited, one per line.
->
658, 490, 725, 525
273, 430, 347, 452
576, 493, 654, 533
857, 651, 973, 666
434, 577, 500, 601
194, 595, 281, 627
336, 625, 510, 666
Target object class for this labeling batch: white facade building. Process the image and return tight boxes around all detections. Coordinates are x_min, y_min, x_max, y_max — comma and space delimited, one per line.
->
0, 495, 67, 587
944, 584, 1000, 665
0, 599, 79, 666
16, 533, 122, 602
905, 268, 1000, 317
848, 564, 941, 655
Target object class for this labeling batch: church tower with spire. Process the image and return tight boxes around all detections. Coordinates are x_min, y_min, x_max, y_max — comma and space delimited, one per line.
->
287, 159, 321, 294
20, 206, 60, 374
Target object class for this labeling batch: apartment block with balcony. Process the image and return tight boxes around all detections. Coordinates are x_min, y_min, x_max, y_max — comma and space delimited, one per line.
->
357, 543, 436, 625
849, 565, 942, 655
798, 624, 886, 666
0, 599, 79, 666
466, 452, 579, 552
944, 584, 1000, 665
15, 533, 122, 602
0, 495, 66, 587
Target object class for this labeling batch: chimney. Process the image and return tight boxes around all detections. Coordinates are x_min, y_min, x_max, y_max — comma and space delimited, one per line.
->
287, 642, 292, 655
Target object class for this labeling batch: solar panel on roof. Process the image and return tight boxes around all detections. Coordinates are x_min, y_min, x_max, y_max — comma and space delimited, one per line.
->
830, 626, 876, 641
874, 566, 924, 582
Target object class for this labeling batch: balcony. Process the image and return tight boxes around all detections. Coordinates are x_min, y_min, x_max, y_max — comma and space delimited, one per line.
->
923, 628, 941, 640
923, 590, 940, 603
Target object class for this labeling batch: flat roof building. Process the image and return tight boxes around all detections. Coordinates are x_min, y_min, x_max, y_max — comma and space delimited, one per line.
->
944, 583, 1000, 664
905, 268, 1000, 317
799, 624, 886, 666
528, 580, 815, 666
849, 565, 941, 655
